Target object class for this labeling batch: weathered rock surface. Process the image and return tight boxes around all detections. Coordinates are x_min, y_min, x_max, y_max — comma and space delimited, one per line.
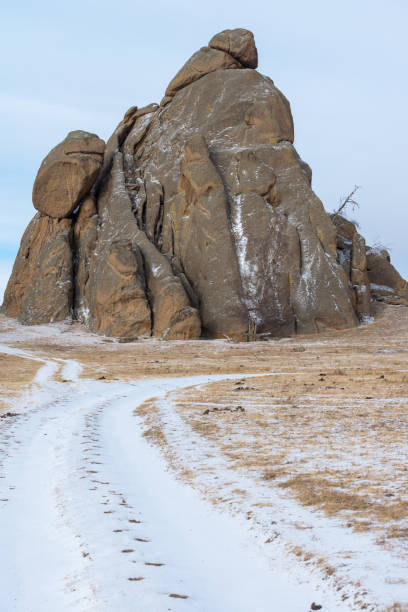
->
33, 131, 105, 218
332, 215, 408, 310
165, 46, 241, 99
94, 104, 158, 193
83, 152, 201, 339
174, 134, 248, 338
2, 214, 73, 323
133, 67, 356, 336
209, 28, 258, 68
332, 215, 371, 319
366, 248, 408, 306
3, 27, 406, 338
73, 195, 99, 325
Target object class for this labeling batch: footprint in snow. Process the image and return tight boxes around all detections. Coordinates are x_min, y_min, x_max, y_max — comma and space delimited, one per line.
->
145, 562, 164, 567
134, 537, 150, 543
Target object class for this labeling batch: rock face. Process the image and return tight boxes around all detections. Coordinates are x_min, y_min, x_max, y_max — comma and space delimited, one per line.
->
82, 152, 200, 339
132, 67, 356, 337
366, 248, 408, 306
2, 214, 73, 324
2, 28, 407, 338
332, 216, 408, 310
332, 215, 371, 319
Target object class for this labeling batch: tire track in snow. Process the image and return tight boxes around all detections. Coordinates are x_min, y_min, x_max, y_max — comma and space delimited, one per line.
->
0, 349, 351, 611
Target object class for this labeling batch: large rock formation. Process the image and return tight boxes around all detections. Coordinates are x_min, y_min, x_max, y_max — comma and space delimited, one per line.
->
2, 28, 407, 339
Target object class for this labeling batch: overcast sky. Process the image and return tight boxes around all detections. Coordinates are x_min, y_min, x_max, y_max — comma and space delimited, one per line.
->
1, 0, 407, 300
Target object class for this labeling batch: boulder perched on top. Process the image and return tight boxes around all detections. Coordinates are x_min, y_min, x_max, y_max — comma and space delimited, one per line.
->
32, 130, 105, 218
209, 28, 258, 68
2, 27, 407, 338
164, 28, 258, 103
165, 47, 241, 99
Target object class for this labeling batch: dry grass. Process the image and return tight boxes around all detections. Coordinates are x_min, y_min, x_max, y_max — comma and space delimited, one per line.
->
278, 475, 408, 523
136, 398, 167, 446
0, 302, 407, 385
0, 352, 42, 413
163, 370, 408, 549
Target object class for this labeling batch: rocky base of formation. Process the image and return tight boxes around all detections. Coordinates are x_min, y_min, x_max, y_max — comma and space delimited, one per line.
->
2, 28, 407, 340
332, 215, 408, 312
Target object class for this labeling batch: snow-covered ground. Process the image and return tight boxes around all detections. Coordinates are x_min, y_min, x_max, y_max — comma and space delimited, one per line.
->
0, 343, 361, 611
145, 382, 408, 610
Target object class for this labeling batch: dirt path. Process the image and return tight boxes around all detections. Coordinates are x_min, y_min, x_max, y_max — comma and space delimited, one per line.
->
0, 350, 352, 611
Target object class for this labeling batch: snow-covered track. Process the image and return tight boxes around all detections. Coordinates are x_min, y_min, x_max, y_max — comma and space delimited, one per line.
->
0, 354, 355, 611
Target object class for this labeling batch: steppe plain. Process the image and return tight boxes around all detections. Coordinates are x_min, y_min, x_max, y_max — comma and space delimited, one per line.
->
1, 304, 408, 611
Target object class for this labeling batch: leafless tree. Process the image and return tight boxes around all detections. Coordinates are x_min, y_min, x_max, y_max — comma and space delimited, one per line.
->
332, 185, 361, 221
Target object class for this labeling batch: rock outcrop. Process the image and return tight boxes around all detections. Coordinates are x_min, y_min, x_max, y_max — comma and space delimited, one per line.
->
332, 215, 408, 310
33, 131, 105, 218
3, 28, 407, 338
82, 152, 201, 339
331, 215, 371, 319
366, 247, 408, 306
132, 67, 356, 337
2, 214, 73, 324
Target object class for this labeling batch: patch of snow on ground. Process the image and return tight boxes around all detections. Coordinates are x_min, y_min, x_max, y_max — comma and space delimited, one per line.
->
370, 284, 394, 293
0, 315, 106, 347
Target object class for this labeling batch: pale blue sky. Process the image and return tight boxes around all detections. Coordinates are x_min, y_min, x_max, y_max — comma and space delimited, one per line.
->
1, 0, 407, 299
